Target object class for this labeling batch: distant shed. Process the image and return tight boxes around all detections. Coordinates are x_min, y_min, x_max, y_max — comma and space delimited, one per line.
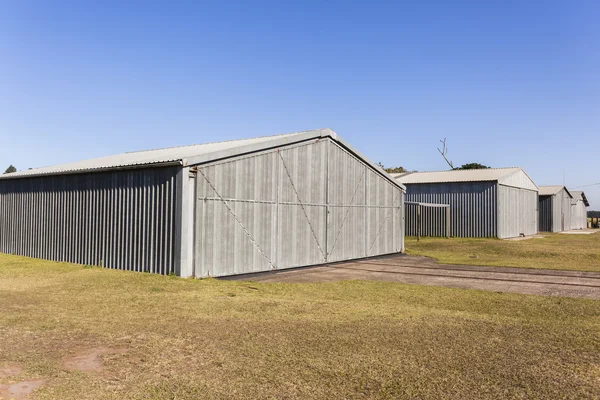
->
569, 191, 589, 230
538, 186, 573, 232
0, 129, 405, 278
394, 168, 539, 239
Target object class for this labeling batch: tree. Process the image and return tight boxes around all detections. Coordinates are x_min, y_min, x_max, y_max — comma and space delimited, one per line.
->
4, 165, 16, 174
378, 163, 407, 174
455, 163, 490, 170
437, 139, 490, 170
437, 138, 455, 169
384, 166, 407, 174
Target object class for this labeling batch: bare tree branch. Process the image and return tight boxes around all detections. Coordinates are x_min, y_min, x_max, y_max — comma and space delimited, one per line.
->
437, 138, 455, 169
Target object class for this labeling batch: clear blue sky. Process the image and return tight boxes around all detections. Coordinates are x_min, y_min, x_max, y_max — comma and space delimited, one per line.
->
1, 1, 599, 207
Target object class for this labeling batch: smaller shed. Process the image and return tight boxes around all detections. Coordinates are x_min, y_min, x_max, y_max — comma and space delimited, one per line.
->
538, 186, 573, 232
569, 191, 590, 230
394, 167, 539, 239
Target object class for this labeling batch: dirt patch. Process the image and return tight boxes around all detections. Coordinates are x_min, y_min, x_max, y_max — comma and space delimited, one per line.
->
0, 380, 45, 399
63, 347, 128, 373
0, 364, 22, 378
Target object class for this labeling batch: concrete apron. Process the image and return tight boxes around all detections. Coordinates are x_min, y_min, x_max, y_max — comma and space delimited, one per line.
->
223, 254, 600, 300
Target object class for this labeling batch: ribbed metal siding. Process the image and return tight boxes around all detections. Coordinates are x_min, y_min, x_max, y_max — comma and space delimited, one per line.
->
405, 203, 448, 237
193, 139, 404, 277
195, 151, 279, 276
278, 140, 328, 268
405, 182, 497, 237
0, 167, 179, 274
328, 142, 403, 261
497, 185, 538, 238
561, 190, 572, 231
571, 200, 587, 230
539, 190, 572, 232
538, 195, 555, 232
326, 141, 368, 262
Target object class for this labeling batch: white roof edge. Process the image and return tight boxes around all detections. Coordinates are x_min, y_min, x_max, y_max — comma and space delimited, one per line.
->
538, 185, 574, 198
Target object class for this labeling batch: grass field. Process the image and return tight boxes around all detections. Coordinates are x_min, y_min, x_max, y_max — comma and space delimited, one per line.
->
406, 231, 600, 272
1, 254, 600, 399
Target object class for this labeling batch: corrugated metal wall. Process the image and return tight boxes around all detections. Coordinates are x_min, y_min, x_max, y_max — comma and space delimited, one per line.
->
539, 190, 572, 232
0, 167, 179, 274
561, 190, 572, 231
405, 203, 448, 237
193, 138, 404, 277
538, 195, 556, 232
571, 200, 587, 230
404, 182, 497, 237
497, 185, 538, 238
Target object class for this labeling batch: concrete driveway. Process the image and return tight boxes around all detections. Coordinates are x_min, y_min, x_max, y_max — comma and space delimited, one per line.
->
224, 254, 600, 300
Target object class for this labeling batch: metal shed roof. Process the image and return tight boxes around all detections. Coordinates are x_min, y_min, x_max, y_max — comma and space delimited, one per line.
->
1, 128, 404, 190
538, 185, 573, 198
570, 191, 590, 207
392, 167, 538, 191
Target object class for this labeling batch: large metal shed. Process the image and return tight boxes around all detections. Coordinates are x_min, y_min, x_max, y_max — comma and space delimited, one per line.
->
538, 186, 573, 232
393, 168, 539, 239
569, 191, 589, 230
0, 129, 405, 278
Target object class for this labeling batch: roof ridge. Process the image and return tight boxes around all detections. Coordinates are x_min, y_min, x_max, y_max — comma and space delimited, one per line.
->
406, 167, 522, 174
123, 129, 323, 154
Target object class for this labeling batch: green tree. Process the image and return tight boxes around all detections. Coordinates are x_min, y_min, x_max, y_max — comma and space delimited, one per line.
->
384, 166, 407, 174
378, 163, 407, 174
455, 163, 490, 170
4, 165, 16, 174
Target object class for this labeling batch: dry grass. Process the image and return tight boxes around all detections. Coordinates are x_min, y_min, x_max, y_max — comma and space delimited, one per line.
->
406, 232, 600, 272
1, 254, 600, 399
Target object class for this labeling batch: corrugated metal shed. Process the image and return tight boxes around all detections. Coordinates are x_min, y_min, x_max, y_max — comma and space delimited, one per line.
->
538, 186, 572, 232
0, 129, 405, 278
569, 190, 589, 230
395, 168, 538, 239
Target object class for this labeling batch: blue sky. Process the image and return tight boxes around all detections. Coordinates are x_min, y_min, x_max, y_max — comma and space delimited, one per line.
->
1, 1, 599, 207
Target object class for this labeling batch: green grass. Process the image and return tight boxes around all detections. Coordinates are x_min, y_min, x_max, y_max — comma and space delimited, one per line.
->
0, 255, 599, 399
405, 232, 600, 272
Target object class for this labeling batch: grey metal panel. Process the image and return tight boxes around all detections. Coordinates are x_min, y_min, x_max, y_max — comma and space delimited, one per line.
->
497, 185, 538, 238
326, 141, 367, 262
561, 189, 572, 231
0, 167, 179, 274
194, 152, 278, 277
192, 138, 404, 278
277, 140, 328, 268
405, 203, 449, 237
539, 188, 572, 232
538, 195, 555, 232
364, 167, 403, 257
404, 182, 497, 238
571, 200, 587, 230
